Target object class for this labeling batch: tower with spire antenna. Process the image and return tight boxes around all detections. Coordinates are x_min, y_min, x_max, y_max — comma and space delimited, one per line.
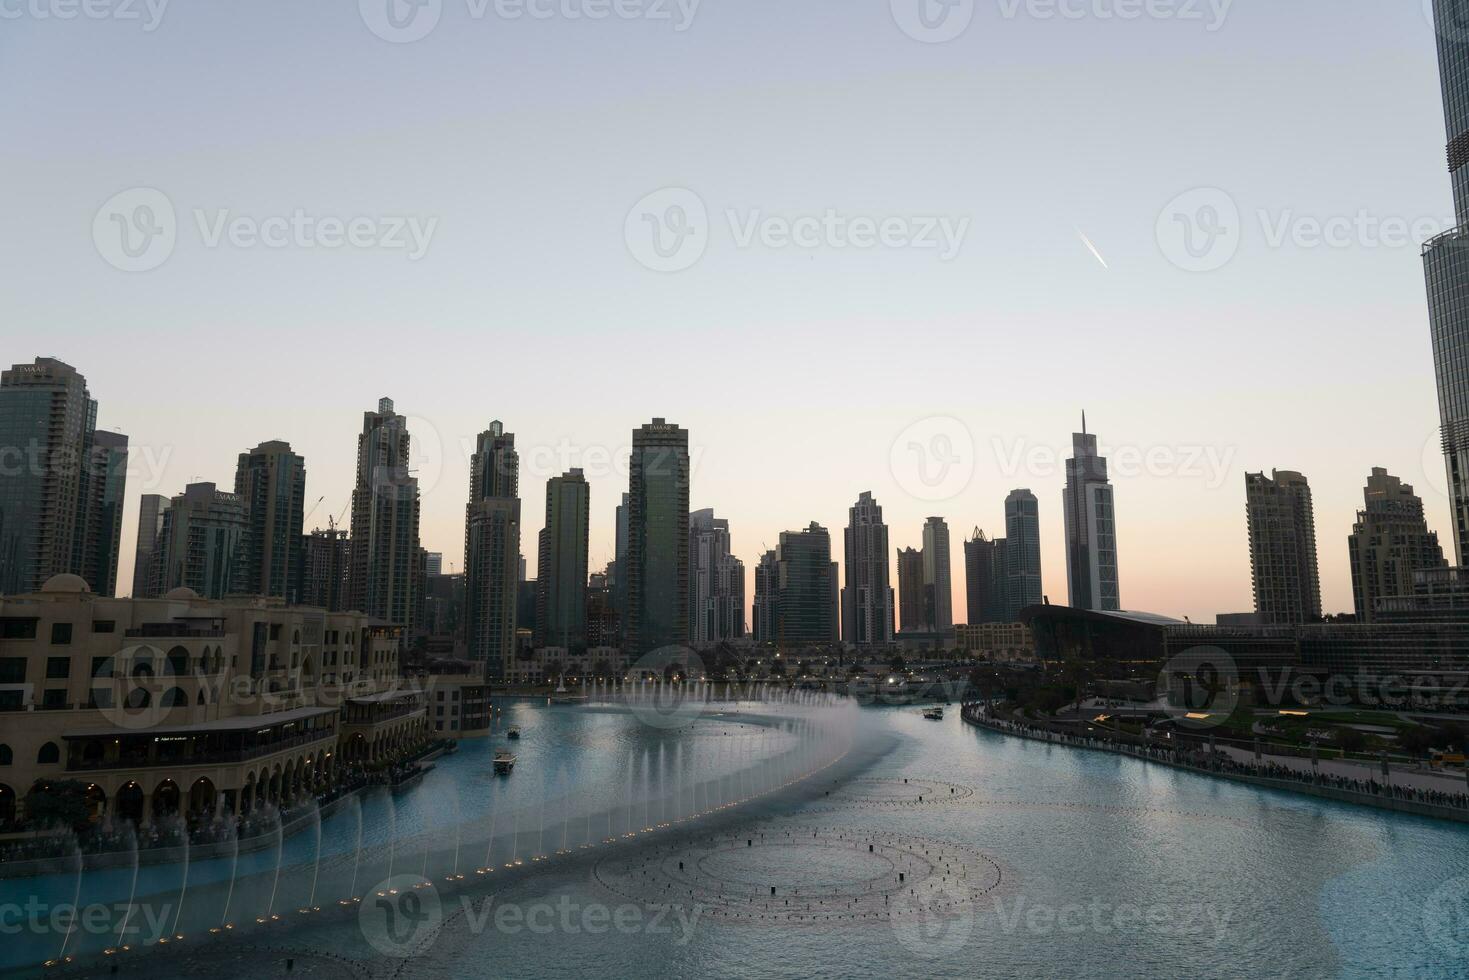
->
1063, 413, 1121, 611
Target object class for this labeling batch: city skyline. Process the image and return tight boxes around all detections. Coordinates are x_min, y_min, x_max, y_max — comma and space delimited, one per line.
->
7, 364, 1453, 626
3, 5, 1457, 627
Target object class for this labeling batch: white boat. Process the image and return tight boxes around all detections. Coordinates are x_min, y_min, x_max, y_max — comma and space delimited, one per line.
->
507, 727, 521, 739
493, 750, 516, 774
923, 707, 944, 720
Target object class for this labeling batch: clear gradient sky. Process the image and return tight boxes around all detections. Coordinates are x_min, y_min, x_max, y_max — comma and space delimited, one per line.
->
0, 0, 1455, 621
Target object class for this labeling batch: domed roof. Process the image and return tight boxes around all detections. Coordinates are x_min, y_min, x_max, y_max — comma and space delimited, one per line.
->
164, 587, 200, 600
41, 574, 90, 594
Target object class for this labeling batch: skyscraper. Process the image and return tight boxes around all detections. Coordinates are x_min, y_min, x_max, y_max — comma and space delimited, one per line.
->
349, 398, 421, 634
235, 440, 306, 602
301, 526, 351, 612
625, 419, 689, 657
688, 508, 745, 646
536, 469, 590, 651
1063, 418, 1120, 611
963, 528, 1007, 624
132, 493, 170, 598
1424, 0, 1469, 562
921, 516, 953, 631
1348, 468, 1448, 622
0, 358, 125, 596
465, 421, 520, 677
841, 492, 894, 646
154, 482, 250, 598
772, 522, 835, 646
1245, 470, 1322, 625
753, 549, 779, 643
1003, 489, 1043, 619
896, 546, 926, 633
81, 430, 128, 597
610, 492, 630, 639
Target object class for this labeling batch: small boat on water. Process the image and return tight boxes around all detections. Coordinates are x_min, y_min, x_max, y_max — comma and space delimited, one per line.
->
923, 707, 944, 720
507, 727, 521, 739
493, 750, 516, 775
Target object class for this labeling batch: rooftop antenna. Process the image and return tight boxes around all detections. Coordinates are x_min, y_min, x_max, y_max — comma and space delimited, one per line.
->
1082, 410, 1087, 436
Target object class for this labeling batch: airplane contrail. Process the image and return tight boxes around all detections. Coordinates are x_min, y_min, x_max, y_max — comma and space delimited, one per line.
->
1076, 228, 1109, 269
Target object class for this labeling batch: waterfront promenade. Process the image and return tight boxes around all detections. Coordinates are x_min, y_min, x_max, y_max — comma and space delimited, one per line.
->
960, 702, 1469, 825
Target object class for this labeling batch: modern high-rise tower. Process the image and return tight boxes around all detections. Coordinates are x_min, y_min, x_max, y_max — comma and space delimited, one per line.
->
81, 430, 129, 597
1003, 489, 1043, 619
752, 549, 779, 643
465, 421, 520, 677
536, 469, 590, 651
896, 546, 926, 633
1245, 470, 1322, 625
1425, 0, 1469, 563
131, 493, 170, 598
772, 522, 835, 646
963, 528, 1007, 624
1347, 468, 1448, 622
0, 358, 126, 596
1063, 417, 1120, 611
688, 508, 744, 646
349, 398, 421, 635
153, 482, 250, 599
235, 440, 307, 602
841, 491, 895, 646
625, 419, 689, 657
921, 516, 953, 631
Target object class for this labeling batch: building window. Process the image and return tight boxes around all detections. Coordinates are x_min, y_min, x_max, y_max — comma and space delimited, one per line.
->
45, 658, 69, 680
50, 623, 73, 645
36, 742, 59, 765
42, 689, 66, 709
92, 620, 116, 633
0, 619, 37, 640
0, 659, 24, 684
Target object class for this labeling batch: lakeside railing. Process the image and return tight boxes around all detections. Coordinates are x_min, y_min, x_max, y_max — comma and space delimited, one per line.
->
959, 702, 1469, 823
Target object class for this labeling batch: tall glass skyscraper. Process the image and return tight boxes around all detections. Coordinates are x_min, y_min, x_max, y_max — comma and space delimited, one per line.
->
1003, 488, 1043, 619
0, 358, 126, 596
349, 398, 421, 636
1062, 419, 1120, 611
1425, 0, 1469, 563
840, 492, 894, 645
625, 419, 689, 657
465, 421, 520, 677
235, 440, 307, 602
536, 469, 590, 651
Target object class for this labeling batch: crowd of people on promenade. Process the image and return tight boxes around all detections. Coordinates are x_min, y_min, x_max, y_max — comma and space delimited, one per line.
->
961, 703, 1469, 813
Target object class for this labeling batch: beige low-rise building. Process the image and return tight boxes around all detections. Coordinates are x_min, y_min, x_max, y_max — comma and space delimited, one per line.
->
954, 622, 1036, 662
0, 575, 428, 832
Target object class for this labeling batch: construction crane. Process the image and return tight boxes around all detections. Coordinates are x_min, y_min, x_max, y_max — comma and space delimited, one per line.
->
302, 495, 326, 525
